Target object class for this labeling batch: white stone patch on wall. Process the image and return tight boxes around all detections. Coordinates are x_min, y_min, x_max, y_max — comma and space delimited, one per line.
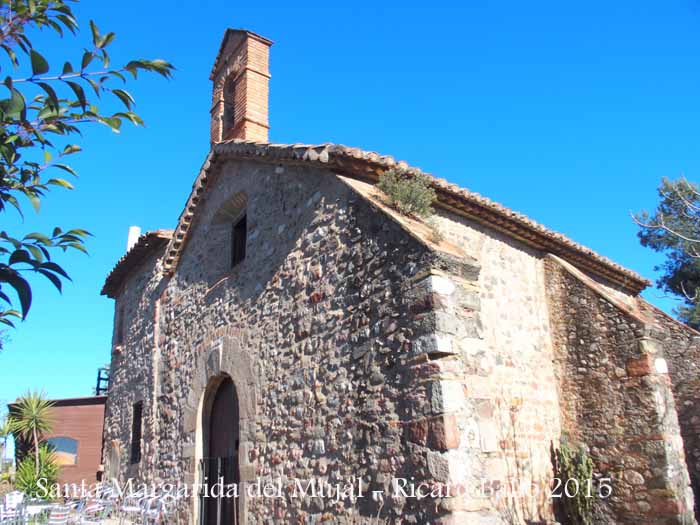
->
655, 357, 669, 374
444, 449, 472, 486
435, 334, 453, 355
429, 274, 456, 296
412, 333, 449, 357
433, 380, 466, 414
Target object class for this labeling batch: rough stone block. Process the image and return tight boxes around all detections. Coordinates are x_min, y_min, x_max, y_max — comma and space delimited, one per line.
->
406, 419, 429, 446
627, 354, 654, 377
428, 275, 456, 296
430, 414, 461, 451
427, 451, 451, 482
432, 380, 466, 415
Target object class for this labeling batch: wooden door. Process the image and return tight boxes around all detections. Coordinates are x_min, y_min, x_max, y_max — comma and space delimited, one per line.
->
203, 377, 240, 525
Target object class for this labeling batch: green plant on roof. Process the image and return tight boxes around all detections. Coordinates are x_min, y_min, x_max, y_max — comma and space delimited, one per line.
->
377, 169, 437, 219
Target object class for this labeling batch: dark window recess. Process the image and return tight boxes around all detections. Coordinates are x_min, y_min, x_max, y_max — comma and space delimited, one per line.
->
115, 306, 125, 345
231, 214, 247, 267
130, 401, 143, 464
222, 78, 236, 138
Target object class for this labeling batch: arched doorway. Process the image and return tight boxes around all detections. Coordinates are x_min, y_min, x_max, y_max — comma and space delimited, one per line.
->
200, 376, 240, 525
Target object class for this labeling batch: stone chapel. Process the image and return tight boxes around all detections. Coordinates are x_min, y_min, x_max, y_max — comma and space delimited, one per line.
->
101, 28, 700, 525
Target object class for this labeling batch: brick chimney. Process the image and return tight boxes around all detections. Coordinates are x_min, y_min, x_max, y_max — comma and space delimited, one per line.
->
210, 29, 272, 144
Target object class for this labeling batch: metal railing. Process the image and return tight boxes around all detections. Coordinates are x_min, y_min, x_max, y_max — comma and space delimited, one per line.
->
197, 456, 238, 525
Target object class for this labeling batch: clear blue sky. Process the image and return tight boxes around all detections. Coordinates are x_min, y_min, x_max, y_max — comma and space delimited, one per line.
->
1, 0, 699, 408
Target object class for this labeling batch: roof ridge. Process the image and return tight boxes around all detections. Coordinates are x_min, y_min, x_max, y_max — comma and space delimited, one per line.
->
179, 140, 646, 293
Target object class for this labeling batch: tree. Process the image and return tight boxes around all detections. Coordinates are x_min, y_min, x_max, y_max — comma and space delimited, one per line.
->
0, 0, 173, 333
10, 390, 54, 476
635, 176, 700, 328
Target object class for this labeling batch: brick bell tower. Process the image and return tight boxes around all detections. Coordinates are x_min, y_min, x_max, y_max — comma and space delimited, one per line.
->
210, 29, 272, 144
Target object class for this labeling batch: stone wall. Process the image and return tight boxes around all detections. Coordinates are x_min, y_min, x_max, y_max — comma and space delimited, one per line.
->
103, 157, 700, 525
544, 256, 695, 524
640, 300, 700, 521
105, 160, 490, 524
102, 247, 167, 484
429, 210, 562, 524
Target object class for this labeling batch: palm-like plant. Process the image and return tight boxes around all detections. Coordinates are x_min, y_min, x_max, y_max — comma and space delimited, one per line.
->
15, 444, 59, 498
10, 391, 54, 476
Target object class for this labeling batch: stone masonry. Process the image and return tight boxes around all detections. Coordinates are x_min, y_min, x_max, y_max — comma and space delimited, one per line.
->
101, 28, 700, 525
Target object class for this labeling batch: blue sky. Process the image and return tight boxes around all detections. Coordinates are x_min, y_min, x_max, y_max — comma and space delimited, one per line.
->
1, 0, 699, 412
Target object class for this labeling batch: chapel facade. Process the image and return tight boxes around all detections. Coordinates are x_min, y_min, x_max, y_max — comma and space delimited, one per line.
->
101, 28, 700, 525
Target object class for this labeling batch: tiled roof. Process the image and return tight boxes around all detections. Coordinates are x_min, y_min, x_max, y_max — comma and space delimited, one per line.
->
101, 230, 173, 298
161, 140, 650, 295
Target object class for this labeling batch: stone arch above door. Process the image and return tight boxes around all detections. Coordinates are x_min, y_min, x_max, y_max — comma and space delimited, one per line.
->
184, 334, 259, 506
185, 335, 258, 433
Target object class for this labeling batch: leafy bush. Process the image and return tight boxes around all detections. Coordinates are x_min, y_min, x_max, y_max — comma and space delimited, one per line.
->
15, 445, 58, 499
377, 169, 437, 218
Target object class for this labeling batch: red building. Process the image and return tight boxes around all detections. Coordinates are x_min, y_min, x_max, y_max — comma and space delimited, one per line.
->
10, 396, 106, 486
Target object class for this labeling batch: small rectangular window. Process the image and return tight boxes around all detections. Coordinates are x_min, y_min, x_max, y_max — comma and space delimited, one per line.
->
130, 401, 143, 464
115, 305, 125, 346
231, 214, 247, 267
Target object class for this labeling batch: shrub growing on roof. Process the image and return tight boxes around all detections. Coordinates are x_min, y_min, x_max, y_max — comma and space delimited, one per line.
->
377, 169, 437, 219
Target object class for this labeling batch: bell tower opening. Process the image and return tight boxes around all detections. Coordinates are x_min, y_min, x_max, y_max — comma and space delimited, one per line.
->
222, 76, 237, 139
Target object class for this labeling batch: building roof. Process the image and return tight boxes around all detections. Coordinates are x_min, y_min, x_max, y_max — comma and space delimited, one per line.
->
161, 140, 650, 295
210, 28, 273, 81
8, 395, 107, 411
101, 230, 173, 298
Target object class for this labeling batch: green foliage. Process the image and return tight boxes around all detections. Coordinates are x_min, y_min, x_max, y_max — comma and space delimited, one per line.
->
0, 414, 11, 441
377, 169, 436, 218
0, 0, 174, 331
14, 444, 58, 499
554, 441, 594, 525
635, 177, 700, 328
10, 390, 54, 439
9, 390, 54, 476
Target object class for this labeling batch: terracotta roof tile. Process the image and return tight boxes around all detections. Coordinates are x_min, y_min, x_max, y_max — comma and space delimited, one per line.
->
102, 230, 173, 298
159, 140, 650, 295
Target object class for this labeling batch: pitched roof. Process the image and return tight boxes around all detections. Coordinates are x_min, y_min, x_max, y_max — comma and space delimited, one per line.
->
161, 140, 650, 295
102, 230, 173, 298
210, 28, 273, 81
